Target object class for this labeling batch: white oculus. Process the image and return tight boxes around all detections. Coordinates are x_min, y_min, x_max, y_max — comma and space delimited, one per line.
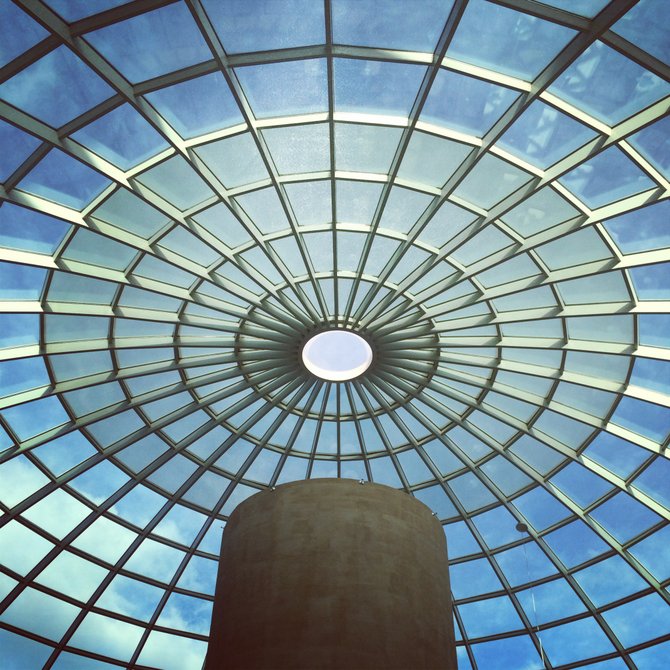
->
301, 330, 373, 381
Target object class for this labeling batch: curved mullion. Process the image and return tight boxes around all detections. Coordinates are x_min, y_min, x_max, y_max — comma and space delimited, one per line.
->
348, 380, 411, 492
342, 0, 469, 326
370, 369, 669, 611
341, 382, 373, 481
6, 2, 324, 327
357, 100, 668, 333
366, 377, 643, 669
303, 383, 332, 477
372, 191, 669, 334
36, 371, 314, 669
0, 185, 316, 332
358, 375, 558, 667
268, 379, 325, 485
0, 372, 309, 619
349, 0, 643, 328
184, 0, 330, 324
379, 362, 670, 527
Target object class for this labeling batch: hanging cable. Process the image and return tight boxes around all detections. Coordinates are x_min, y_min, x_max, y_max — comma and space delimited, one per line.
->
516, 522, 546, 668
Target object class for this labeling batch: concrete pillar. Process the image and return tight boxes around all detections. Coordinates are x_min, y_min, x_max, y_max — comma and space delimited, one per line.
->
205, 478, 456, 670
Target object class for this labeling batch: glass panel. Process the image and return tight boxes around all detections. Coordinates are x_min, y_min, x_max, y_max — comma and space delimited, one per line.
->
628, 114, 670, 180
459, 596, 524, 638
0, 202, 69, 254
540, 618, 614, 665
590, 491, 662, 543
334, 58, 426, 117
235, 186, 289, 234
62, 228, 137, 270
157, 226, 219, 267
629, 526, 670, 582
146, 71, 243, 139
422, 69, 519, 137
0, 46, 112, 127
472, 635, 543, 670
533, 0, 609, 18
500, 186, 580, 238
610, 395, 670, 443
549, 41, 670, 124
495, 542, 558, 585
536, 227, 612, 270
48, 272, 117, 305
85, 3, 211, 83
378, 186, 432, 234
574, 555, 647, 607
0, 119, 41, 181
517, 578, 587, 624
136, 155, 213, 209
45, 0, 132, 21
91, 187, 169, 237
1, 587, 79, 640
236, 59, 327, 118
550, 461, 613, 507
604, 200, 670, 254
453, 154, 532, 209
69, 612, 145, 661
398, 132, 471, 187
263, 123, 330, 174
286, 180, 332, 226
19, 149, 110, 210
333, 0, 453, 51
0, 262, 46, 300
196, 133, 268, 189
203, 0, 324, 53
448, 0, 575, 80
137, 631, 207, 669
613, 0, 670, 65
335, 123, 403, 173
512, 486, 571, 531
497, 100, 597, 168
0, 1, 49, 67
192, 202, 253, 248
559, 146, 655, 209
71, 103, 168, 170
630, 263, 670, 301
558, 271, 630, 306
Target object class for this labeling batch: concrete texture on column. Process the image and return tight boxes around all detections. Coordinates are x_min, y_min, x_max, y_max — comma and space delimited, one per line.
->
205, 478, 456, 670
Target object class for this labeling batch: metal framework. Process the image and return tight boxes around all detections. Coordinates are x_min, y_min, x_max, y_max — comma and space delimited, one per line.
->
0, 0, 668, 668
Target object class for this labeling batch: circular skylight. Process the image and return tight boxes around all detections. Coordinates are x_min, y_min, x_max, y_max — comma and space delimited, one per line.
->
0, 1, 669, 669
302, 330, 373, 381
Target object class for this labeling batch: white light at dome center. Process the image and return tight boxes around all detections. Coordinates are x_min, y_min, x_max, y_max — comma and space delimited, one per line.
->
301, 330, 373, 382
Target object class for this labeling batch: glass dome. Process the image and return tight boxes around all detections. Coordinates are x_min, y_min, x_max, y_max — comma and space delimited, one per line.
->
0, 1, 669, 668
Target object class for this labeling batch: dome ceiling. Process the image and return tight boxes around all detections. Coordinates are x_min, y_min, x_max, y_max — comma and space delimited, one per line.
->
0, 1, 669, 668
